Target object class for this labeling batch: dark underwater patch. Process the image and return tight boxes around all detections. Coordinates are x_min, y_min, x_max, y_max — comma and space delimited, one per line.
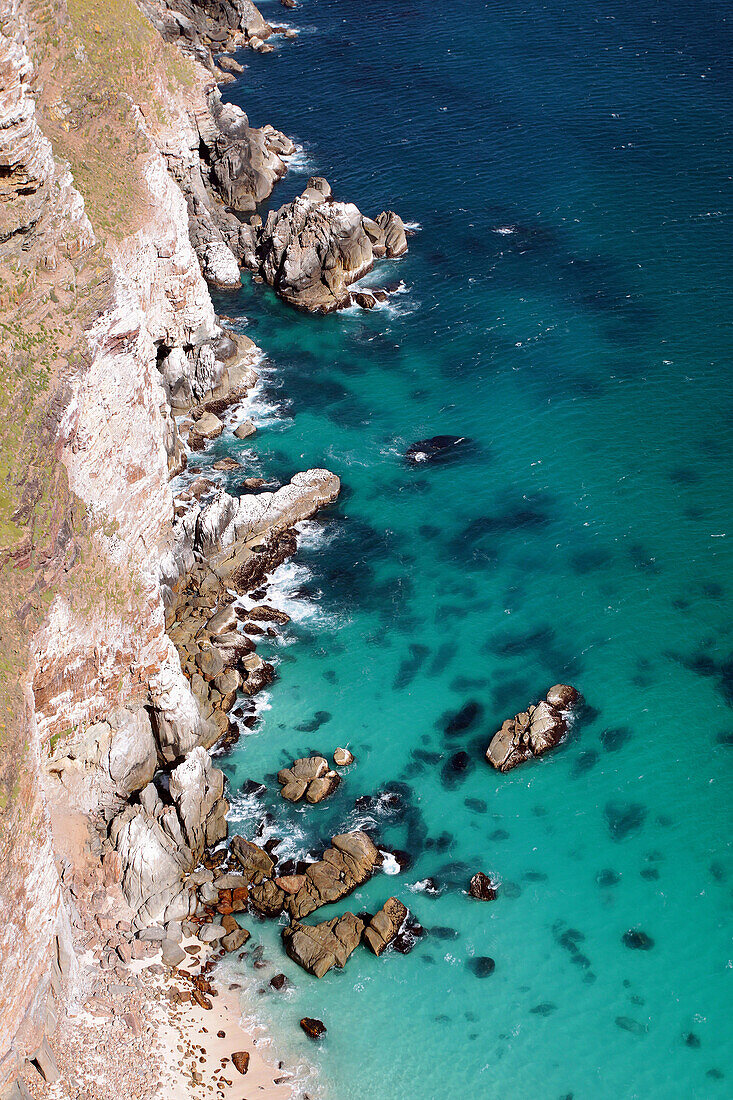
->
442, 700, 483, 738
599, 726, 633, 752
623, 930, 654, 950
615, 1016, 647, 1036
530, 1002, 557, 1016
467, 956, 495, 978
296, 710, 332, 733
464, 798, 487, 813
571, 750, 598, 777
393, 643, 430, 689
604, 800, 646, 841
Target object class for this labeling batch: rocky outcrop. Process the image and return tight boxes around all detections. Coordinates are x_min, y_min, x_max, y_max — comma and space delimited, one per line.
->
161, 93, 294, 289
282, 913, 363, 978
468, 873, 497, 901
278, 756, 340, 803
363, 898, 408, 956
486, 685, 580, 772
243, 177, 408, 312
139, 0, 273, 66
287, 832, 381, 920
110, 749, 227, 928
45, 706, 157, 819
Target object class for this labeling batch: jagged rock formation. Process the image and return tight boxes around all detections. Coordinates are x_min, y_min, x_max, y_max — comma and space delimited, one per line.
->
161, 93, 294, 290
486, 685, 581, 772
242, 177, 408, 312
139, 0, 273, 66
363, 898, 408, 956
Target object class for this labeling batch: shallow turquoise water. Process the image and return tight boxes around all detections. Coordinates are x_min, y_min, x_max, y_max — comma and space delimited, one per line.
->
203, 1, 732, 1096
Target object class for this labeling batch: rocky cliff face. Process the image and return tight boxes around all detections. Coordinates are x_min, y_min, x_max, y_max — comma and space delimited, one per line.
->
0, 1, 295, 1093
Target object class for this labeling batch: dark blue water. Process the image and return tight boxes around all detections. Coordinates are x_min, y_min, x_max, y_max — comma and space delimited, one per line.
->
206, 1, 732, 1095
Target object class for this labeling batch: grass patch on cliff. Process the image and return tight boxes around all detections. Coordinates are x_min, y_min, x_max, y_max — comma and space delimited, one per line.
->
36, 0, 202, 238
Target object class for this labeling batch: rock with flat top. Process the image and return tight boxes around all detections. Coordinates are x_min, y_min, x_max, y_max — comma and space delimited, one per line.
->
333, 747, 354, 767
283, 912, 364, 977
234, 418, 257, 439
287, 831, 380, 919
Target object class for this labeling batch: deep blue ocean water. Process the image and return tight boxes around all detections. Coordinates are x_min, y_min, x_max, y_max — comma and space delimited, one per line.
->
203, 1, 732, 1095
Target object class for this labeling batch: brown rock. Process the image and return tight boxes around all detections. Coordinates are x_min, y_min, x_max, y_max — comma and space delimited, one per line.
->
287, 832, 380, 919
229, 836, 274, 883
234, 418, 257, 439
283, 912, 363, 977
305, 772, 340, 804
270, 973, 288, 991
363, 898, 408, 956
300, 1017, 326, 1040
486, 685, 580, 772
275, 874, 306, 895
212, 457, 242, 471
247, 604, 291, 624
248, 879, 286, 916
333, 747, 354, 767
222, 928, 251, 952
468, 873, 497, 901
546, 683, 580, 710
232, 1051, 250, 1074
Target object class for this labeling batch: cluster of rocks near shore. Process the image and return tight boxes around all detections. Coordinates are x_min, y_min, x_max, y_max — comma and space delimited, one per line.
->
140, 0, 296, 69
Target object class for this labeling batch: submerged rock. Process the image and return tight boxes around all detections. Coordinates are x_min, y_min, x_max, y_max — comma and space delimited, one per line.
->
283, 912, 364, 977
486, 685, 580, 772
622, 929, 655, 951
405, 435, 469, 465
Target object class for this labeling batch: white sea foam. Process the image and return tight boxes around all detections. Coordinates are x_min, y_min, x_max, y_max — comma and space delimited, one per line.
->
493, 225, 517, 235
380, 851, 401, 875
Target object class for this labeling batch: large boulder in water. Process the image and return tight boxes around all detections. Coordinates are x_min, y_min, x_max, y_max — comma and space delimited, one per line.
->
246, 178, 408, 312
282, 912, 364, 977
363, 897, 408, 955
405, 435, 469, 465
287, 831, 381, 919
486, 685, 580, 772
278, 755, 340, 803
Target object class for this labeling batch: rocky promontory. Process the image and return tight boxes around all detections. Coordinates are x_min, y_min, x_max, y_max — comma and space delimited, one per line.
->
241, 177, 408, 312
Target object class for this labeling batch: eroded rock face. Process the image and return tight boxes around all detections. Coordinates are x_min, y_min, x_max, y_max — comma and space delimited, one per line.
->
287, 832, 380, 920
363, 898, 408, 956
486, 685, 580, 772
468, 873, 497, 901
110, 744, 227, 927
168, 746, 228, 853
247, 178, 408, 312
283, 913, 364, 977
140, 0, 272, 65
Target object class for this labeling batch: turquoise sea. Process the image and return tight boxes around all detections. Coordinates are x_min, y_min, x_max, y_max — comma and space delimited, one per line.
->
202, 1, 732, 1096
